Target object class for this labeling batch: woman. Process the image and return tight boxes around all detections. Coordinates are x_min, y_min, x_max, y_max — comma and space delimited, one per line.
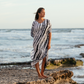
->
30, 7, 52, 79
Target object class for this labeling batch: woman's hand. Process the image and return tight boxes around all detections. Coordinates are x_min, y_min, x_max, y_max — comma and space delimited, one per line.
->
47, 44, 51, 50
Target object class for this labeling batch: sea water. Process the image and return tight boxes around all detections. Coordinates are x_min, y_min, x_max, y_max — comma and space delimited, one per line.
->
0, 28, 84, 83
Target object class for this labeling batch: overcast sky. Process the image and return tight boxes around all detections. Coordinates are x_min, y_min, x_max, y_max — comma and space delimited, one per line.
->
0, 0, 84, 29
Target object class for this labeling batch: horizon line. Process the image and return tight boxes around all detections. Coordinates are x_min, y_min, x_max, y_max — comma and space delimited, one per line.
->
0, 28, 84, 29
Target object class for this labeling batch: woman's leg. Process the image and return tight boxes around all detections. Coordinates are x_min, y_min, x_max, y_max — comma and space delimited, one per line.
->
41, 57, 48, 78
35, 62, 45, 78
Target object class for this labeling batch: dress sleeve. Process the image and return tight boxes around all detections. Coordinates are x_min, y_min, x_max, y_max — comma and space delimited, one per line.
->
31, 21, 35, 38
47, 20, 52, 34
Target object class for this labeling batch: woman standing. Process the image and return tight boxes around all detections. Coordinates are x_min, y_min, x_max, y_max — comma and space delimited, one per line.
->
30, 7, 52, 79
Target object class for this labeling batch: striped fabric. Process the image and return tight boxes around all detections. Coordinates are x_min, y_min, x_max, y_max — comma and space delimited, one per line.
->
30, 19, 51, 69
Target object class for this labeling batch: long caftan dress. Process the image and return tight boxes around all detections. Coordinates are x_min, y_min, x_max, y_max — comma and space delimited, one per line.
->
30, 19, 51, 70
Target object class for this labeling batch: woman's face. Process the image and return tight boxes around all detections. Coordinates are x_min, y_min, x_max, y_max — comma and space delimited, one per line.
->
38, 9, 45, 17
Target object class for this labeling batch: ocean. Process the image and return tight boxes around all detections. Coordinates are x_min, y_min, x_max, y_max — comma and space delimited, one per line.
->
0, 28, 84, 83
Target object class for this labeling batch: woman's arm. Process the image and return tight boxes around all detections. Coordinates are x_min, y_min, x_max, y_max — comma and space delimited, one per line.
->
48, 32, 51, 50
47, 20, 52, 50
48, 32, 51, 45
31, 21, 35, 38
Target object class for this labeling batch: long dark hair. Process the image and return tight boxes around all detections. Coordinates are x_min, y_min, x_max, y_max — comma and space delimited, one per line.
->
35, 7, 45, 20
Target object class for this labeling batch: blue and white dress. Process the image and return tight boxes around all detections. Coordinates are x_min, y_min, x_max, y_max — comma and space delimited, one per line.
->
30, 19, 52, 69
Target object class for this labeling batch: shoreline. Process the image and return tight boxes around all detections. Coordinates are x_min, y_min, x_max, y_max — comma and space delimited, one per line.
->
0, 57, 83, 70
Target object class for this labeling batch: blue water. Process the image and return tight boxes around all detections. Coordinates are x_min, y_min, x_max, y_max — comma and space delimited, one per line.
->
0, 28, 84, 83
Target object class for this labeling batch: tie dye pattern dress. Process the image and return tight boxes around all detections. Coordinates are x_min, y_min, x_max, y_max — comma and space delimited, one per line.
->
30, 19, 51, 69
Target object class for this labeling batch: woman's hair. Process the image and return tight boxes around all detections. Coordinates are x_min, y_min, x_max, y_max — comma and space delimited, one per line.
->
34, 7, 45, 20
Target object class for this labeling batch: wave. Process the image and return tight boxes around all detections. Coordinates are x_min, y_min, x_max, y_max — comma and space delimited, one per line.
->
71, 29, 84, 33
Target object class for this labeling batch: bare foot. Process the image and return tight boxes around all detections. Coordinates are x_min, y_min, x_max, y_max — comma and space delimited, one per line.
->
38, 76, 45, 79
41, 74, 48, 78
38, 75, 46, 79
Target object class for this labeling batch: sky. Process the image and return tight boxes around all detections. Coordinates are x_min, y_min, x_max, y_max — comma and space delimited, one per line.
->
0, 0, 84, 29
